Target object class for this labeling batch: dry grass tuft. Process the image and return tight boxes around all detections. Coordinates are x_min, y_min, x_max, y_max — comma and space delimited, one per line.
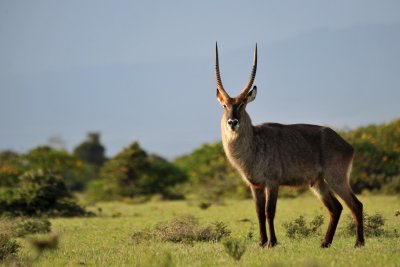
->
132, 215, 230, 244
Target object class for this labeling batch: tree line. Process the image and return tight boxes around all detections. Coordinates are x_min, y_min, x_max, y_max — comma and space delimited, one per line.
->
0, 119, 399, 216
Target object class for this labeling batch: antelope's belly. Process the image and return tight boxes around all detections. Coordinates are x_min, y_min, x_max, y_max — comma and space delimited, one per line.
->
240, 174, 265, 187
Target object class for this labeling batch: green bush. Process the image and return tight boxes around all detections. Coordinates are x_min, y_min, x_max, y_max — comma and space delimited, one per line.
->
0, 169, 88, 217
25, 146, 95, 192
211, 221, 232, 242
345, 213, 385, 237
283, 215, 324, 239
89, 142, 187, 201
0, 234, 19, 260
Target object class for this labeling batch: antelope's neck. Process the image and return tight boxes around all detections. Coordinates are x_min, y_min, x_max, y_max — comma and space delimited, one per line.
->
221, 114, 255, 174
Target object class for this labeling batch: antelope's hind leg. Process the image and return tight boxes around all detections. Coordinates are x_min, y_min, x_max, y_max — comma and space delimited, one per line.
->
311, 180, 343, 248
329, 183, 365, 248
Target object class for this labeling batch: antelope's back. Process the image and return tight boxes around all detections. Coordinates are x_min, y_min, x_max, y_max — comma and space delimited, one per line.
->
255, 122, 352, 153
254, 123, 353, 183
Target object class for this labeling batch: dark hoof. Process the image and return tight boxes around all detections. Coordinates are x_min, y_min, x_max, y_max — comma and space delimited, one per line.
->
354, 240, 365, 248
259, 240, 268, 248
267, 240, 277, 248
320, 241, 331, 248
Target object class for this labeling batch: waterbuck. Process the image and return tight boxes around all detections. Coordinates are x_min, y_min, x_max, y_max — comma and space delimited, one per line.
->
214, 43, 364, 248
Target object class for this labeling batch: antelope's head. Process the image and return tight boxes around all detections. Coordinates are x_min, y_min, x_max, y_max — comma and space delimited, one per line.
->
215, 44, 257, 132
215, 43, 258, 132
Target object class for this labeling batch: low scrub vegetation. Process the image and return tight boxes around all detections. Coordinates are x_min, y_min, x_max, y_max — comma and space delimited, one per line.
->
12, 218, 51, 237
132, 215, 230, 244
282, 215, 324, 239
0, 234, 19, 261
0, 217, 51, 238
223, 238, 247, 261
0, 169, 89, 217
344, 213, 386, 237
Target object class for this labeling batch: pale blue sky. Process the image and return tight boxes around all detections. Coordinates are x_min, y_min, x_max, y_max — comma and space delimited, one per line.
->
1, 1, 399, 158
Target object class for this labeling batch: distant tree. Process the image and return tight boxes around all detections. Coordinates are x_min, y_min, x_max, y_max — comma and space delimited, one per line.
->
88, 142, 186, 201
0, 150, 23, 187
99, 142, 150, 198
25, 146, 94, 191
147, 154, 188, 199
73, 132, 106, 167
0, 150, 19, 163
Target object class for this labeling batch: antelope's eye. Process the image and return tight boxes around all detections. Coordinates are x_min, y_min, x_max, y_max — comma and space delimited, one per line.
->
223, 104, 227, 109
238, 103, 244, 109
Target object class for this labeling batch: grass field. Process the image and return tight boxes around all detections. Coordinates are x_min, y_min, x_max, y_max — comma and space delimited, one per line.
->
15, 194, 400, 267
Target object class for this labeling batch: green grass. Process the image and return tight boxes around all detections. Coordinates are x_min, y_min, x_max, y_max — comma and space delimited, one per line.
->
13, 194, 400, 266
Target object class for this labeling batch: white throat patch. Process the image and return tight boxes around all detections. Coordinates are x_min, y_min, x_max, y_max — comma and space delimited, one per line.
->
226, 122, 240, 132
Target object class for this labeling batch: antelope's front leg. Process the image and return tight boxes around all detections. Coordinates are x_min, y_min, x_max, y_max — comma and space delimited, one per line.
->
266, 186, 279, 247
251, 185, 267, 247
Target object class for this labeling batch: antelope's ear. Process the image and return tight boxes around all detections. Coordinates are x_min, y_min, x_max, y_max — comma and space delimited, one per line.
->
216, 88, 225, 106
246, 86, 257, 103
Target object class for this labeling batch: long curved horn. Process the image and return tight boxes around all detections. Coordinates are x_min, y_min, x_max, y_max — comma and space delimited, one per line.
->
215, 42, 230, 99
239, 43, 257, 99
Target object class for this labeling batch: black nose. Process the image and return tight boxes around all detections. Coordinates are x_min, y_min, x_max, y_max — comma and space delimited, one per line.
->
228, 119, 238, 127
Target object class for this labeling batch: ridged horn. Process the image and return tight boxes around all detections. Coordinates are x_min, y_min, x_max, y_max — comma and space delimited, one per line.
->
215, 42, 230, 99
239, 43, 257, 99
